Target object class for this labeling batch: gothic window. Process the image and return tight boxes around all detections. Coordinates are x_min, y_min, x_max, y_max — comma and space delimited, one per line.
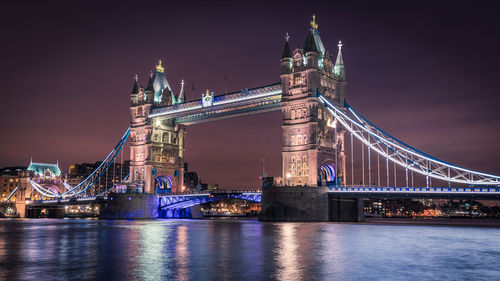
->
137, 107, 142, 116
291, 110, 295, 120
294, 75, 302, 86
291, 134, 307, 146
318, 108, 323, 120
302, 156, 307, 162
172, 135, 177, 144
162, 132, 169, 143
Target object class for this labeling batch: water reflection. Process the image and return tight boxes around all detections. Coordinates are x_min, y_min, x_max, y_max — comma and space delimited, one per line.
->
174, 225, 189, 281
139, 221, 169, 280
276, 224, 301, 280
0, 219, 499, 280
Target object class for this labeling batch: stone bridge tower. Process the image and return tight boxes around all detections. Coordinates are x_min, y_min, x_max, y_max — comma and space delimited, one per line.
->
129, 61, 185, 193
280, 16, 347, 187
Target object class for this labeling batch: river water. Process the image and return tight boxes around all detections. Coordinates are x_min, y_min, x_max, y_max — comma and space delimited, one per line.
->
0, 218, 499, 281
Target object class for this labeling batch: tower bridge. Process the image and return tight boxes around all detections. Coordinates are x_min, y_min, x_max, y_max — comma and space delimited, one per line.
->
14, 15, 500, 221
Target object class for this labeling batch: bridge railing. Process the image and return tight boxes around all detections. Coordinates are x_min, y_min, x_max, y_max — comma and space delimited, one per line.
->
330, 186, 500, 193
149, 83, 281, 118
158, 190, 262, 196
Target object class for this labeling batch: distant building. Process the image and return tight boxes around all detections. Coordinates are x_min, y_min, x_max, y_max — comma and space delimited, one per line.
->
0, 166, 27, 177
67, 161, 130, 195
27, 161, 61, 179
1, 159, 64, 203
0, 166, 27, 202
199, 183, 219, 191
183, 163, 199, 190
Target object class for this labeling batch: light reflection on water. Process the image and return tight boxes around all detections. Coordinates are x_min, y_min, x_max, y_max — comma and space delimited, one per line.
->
0, 219, 499, 280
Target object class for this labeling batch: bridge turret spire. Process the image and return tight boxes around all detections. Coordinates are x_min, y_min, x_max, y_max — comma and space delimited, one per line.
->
131, 74, 139, 94
146, 71, 154, 92
281, 33, 292, 59
178, 79, 186, 103
334, 40, 345, 81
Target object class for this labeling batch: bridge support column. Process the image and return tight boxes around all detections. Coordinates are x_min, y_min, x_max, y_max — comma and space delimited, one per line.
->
328, 195, 364, 222
15, 202, 26, 218
259, 186, 329, 222
100, 193, 159, 219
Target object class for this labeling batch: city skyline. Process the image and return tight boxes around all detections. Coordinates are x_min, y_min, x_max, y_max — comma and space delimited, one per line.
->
1, 1, 500, 188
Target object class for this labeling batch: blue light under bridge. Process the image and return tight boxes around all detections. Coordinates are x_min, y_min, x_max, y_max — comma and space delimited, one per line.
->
158, 191, 261, 218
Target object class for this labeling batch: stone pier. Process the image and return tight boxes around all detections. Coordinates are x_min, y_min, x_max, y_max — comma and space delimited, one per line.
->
328, 195, 364, 222
100, 193, 158, 219
259, 186, 330, 222
260, 185, 365, 222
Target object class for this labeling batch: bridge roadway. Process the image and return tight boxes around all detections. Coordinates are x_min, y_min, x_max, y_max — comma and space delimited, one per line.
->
158, 187, 500, 209
148, 83, 282, 125
28, 196, 105, 207
27, 186, 500, 209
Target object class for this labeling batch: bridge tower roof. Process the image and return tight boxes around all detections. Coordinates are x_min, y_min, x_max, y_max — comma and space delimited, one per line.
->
303, 15, 325, 54
27, 160, 61, 177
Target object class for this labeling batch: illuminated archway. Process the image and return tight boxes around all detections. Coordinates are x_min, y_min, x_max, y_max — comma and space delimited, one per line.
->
320, 163, 336, 187
155, 176, 172, 193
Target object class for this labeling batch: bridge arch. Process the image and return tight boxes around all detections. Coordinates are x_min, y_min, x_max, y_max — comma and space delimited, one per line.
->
155, 176, 172, 194
319, 161, 336, 187
158, 192, 262, 218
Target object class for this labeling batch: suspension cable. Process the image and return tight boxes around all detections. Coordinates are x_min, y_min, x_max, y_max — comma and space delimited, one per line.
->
362, 140, 365, 186
377, 153, 380, 187
318, 96, 500, 186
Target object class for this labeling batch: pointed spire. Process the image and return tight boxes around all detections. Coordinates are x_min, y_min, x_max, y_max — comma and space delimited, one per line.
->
281, 33, 292, 58
146, 71, 154, 91
171, 90, 178, 105
335, 41, 344, 65
178, 79, 186, 103
334, 40, 346, 80
162, 88, 172, 105
303, 31, 318, 53
131, 74, 139, 94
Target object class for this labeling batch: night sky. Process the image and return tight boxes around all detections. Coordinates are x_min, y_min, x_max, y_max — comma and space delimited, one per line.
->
1, 0, 500, 188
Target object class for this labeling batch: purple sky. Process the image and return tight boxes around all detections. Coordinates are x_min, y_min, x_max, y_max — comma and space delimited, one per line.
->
1, 1, 500, 188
